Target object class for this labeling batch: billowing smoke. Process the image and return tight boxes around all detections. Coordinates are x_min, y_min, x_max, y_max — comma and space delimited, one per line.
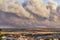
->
48, 0, 57, 10
25, 0, 50, 19
0, 0, 60, 28
0, 0, 58, 19
0, 0, 34, 18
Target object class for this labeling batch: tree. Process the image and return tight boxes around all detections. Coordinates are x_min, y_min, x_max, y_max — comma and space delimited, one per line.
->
0, 29, 3, 40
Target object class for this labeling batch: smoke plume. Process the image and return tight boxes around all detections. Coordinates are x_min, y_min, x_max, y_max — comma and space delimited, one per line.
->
0, 0, 60, 28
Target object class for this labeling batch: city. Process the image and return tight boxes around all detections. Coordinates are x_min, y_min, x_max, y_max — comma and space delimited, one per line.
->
0, 28, 60, 40
0, 0, 60, 40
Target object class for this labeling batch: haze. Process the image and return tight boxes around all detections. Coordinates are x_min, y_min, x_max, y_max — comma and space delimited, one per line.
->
0, 0, 60, 28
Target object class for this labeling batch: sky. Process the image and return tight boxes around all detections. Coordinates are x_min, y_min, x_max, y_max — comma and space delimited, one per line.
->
43, 0, 60, 5
19, 0, 60, 5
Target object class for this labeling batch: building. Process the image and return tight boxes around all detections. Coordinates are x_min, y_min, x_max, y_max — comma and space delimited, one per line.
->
1, 28, 60, 40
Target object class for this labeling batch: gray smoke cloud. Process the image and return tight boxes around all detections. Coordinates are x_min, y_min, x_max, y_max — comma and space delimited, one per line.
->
0, 0, 60, 28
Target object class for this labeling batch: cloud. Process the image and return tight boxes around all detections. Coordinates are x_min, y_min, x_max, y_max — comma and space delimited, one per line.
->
48, 0, 57, 5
